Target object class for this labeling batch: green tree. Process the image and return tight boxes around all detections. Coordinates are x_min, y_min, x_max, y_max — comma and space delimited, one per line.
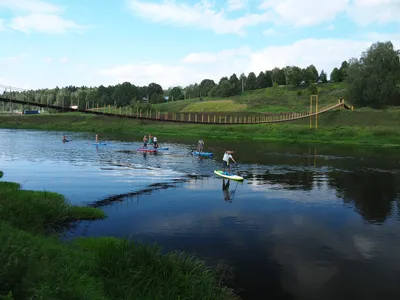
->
229, 73, 241, 94
147, 82, 163, 103
330, 67, 341, 82
340, 61, 349, 81
199, 79, 215, 96
218, 79, 235, 97
319, 70, 328, 83
286, 66, 302, 86
245, 72, 257, 90
255, 71, 268, 89
265, 70, 273, 87
169, 86, 184, 101
347, 41, 400, 108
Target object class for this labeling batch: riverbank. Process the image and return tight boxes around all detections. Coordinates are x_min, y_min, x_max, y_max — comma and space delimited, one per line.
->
0, 111, 399, 147
0, 173, 238, 299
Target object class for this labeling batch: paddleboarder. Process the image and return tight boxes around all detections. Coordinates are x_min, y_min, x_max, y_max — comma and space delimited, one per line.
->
222, 150, 236, 174
197, 138, 204, 152
143, 135, 148, 147
95, 134, 99, 143
149, 134, 153, 144
153, 136, 158, 148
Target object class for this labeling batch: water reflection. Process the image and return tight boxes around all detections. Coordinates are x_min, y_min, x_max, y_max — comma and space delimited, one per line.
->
328, 170, 400, 224
222, 179, 240, 202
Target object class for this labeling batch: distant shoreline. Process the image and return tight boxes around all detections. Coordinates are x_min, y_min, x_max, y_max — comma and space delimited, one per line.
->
0, 112, 399, 148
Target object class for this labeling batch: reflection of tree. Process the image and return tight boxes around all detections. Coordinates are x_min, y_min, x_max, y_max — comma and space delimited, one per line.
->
249, 171, 315, 191
328, 171, 400, 223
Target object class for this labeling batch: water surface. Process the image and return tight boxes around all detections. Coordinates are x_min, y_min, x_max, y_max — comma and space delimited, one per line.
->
1, 128, 400, 300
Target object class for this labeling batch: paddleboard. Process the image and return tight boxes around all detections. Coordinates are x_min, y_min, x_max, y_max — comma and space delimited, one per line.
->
137, 148, 157, 153
214, 170, 244, 182
92, 143, 107, 146
156, 147, 169, 150
192, 151, 213, 157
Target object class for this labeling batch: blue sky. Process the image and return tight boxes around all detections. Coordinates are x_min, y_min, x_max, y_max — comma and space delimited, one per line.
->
0, 0, 399, 90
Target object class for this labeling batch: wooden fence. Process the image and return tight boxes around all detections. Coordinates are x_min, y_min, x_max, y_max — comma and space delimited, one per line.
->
0, 96, 352, 125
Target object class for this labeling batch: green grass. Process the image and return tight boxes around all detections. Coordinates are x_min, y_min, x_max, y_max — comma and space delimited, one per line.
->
0, 176, 238, 300
0, 181, 105, 234
1, 110, 400, 147
152, 82, 348, 113
182, 100, 247, 112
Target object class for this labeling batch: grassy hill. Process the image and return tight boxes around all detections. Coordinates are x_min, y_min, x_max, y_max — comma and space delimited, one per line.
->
154, 82, 347, 113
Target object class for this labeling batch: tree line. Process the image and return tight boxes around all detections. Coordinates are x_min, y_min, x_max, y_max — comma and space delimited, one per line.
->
2, 40, 399, 109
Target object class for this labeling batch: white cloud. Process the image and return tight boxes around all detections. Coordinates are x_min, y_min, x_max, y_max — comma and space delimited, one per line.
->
0, 0, 84, 33
127, 0, 274, 35
347, 0, 400, 25
258, 0, 400, 28
99, 36, 400, 88
9, 13, 83, 33
0, 19, 5, 30
258, 0, 349, 27
2, 35, 400, 90
43, 56, 52, 63
227, 0, 248, 11
60, 57, 69, 63
326, 25, 335, 30
0, 0, 62, 13
262, 28, 276, 35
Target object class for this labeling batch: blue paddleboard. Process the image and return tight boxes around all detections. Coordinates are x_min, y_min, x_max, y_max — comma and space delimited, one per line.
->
156, 147, 169, 150
192, 151, 213, 157
92, 143, 107, 146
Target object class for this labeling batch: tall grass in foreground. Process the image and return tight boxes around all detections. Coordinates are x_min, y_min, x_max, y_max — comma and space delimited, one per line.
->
0, 181, 105, 234
0, 179, 238, 300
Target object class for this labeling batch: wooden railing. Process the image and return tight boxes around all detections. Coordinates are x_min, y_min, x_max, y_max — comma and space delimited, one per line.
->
0, 96, 352, 125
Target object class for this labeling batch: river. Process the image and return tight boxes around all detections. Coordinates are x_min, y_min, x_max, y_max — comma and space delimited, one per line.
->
1, 128, 400, 300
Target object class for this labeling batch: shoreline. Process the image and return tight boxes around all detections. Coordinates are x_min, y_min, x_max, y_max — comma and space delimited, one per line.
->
0, 172, 239, 300
0, 113, 399, 148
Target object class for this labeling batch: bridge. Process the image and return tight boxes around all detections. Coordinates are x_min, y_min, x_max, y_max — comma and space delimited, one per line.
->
0, 84, 353, 125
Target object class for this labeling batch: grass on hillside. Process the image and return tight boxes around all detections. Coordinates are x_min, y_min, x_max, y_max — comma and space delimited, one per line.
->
1, 110, 400, 147
182, 100, 247, 112
0, 178, 238, 300
153, 82, 348, 113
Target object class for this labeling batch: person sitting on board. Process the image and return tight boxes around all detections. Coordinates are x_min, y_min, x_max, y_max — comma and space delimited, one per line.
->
95, 134, 99, 143
62, 135, 68, 143
222, 150, 236, 174
197, 138, 204, 152
153, 136, 158, 148
143, 135, 148, 147
149, 134, 153, 144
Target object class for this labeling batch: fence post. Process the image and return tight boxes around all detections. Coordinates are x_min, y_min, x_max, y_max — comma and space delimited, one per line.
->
214, 115, 216, 123
202, 114, 204, 123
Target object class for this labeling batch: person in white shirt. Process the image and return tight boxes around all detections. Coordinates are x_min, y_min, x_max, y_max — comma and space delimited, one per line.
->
197, 138, 204, 152
222, 150, 236, 173
153, 136, 158, 148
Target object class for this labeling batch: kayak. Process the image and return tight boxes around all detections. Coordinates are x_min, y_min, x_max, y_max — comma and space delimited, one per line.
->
192, 151, 213, 157
214, 170, 244, 182
137, 148, 157, 152
92, 143, 107, 146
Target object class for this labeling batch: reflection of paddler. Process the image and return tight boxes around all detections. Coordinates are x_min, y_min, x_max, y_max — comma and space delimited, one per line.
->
222, 179, 232, 202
